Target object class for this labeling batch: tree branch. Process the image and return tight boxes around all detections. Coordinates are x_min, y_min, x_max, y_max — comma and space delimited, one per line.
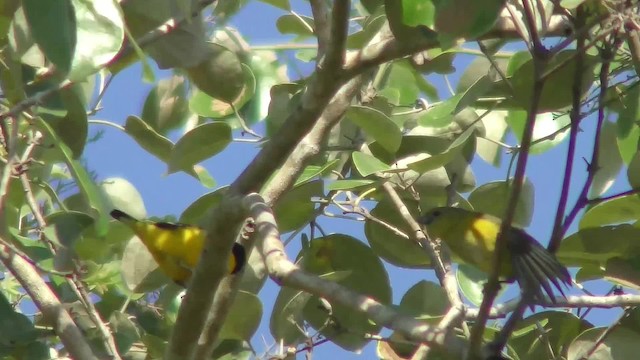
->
343, 13, 571, 79
245, 193, 467, 358
469, 45, 547, 358
309, 0, 330, 57
466, 293, 640, 319
549, 5, 587, 253
322, 0, 350, 72
381, 183, 463, 310
558, 31, 623, 241
192, 220, 255, 360
165, 194, 247, 360
0, 241, 97, 359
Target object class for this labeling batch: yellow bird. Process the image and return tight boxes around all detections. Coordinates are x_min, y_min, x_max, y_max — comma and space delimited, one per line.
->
111, 210, 246, 287
419, 207, 571, 303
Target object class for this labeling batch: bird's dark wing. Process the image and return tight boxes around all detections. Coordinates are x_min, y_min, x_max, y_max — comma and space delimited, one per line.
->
507, 229, 571, 303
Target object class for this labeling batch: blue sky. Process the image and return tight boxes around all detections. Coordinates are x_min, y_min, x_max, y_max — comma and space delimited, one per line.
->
84, 1, 629, 358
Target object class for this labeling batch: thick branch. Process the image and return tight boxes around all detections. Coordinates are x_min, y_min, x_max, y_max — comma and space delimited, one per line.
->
0, 243, 97, 359
322, 0, 350, 71
245, 193, 467, 358
192, 222, 253, 360
165, 194, 247, 360
310, 0, 330, 56
343, 14, 571, 78
262, 76, 363, 203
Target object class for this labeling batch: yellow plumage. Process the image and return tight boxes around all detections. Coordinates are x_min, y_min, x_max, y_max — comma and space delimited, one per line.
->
419, 207, 571, 302
111, 210, 245, 286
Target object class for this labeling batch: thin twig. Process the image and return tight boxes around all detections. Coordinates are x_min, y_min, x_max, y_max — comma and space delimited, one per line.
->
582, 307, 633, 359
19, 162, 122, 359
468, 38, 547, 359
558, 30, 623, 243
381, 182, 464, 311
587, 188, 640, 205
548, 5, 587, 253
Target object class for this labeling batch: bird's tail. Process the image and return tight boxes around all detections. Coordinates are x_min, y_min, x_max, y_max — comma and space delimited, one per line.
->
508, 229, 572, 303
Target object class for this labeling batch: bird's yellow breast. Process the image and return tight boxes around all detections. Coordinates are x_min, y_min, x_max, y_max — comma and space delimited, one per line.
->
433, 215, 512, 276
134, 223, 204, 268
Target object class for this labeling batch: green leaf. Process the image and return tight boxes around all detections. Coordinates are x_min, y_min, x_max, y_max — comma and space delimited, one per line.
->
468, 177, 535, 228
45, 211, 94, 271
601, 256, 640, 290
557, 225, 640, 267
187, 43, 244, 103
23, 0, 75, 75
455, 75, 495, 113
346, 14, 386, 49
295, 159, 340, 187
399, 280, 449, 320
476, 110, 508, 166
9, 228, 54, 272
346, 106, 402, 153
100, 177, 146, 219
567, 327, 640, 360
121, 237, 169, 293
327, 179, 377, 191
407, 126, 474, 174
258, 0, 290, 10
0, 292, 38, 346
273, 180, 323, 233
617, 123, 640, 164
34, 116, 109, 236
219, 291, 262, 340
69, 0, 124, 80
123, 115, 172, 163
417, 95, 462, 127
381, 61, 421, 105
511, 50, 597, 111
580, 194, 640, 229
352, 151, 391, 176
265, 83, 302, 136
365, 197, 429, 268
167, 122, 232, 174
301, 234, 391, 351
45, 87, 88, 159
629, 152, 640, 189
141, 75, 190, 134
110, 311, 140, 354
618, 84, 640, 138
189, 64, 256, 119
180, 187, 228, 224
456, 264, 488, 306
270, 272, 349, 344
275, 14, 314, 36
401, 0, 435, 27
434, 0, 505, 43
507, 111, 571, 154
123, 116, 216, 186
510, 312, 589, 359
590, 121, 623, 198
45, 211, 94, 247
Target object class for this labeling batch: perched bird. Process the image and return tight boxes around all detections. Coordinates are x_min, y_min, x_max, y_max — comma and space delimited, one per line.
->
418, 207, 571, 303
110, 209, 246, 286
